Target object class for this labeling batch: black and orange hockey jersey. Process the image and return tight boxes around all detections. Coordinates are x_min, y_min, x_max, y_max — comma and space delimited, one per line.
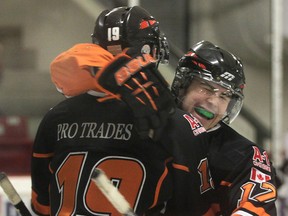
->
31, 93, 172, 215
31, 94, 209, 216
164, 122, 277, 216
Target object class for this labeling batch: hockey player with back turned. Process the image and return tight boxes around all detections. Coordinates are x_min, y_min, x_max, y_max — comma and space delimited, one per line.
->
30, 6, 209, 216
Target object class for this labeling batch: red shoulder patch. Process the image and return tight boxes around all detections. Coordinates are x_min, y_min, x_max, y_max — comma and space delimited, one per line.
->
183, 114, 206, 136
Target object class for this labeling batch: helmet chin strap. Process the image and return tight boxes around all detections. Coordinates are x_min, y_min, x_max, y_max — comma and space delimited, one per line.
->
106, 45, 123, 56
159, 36, 169, 64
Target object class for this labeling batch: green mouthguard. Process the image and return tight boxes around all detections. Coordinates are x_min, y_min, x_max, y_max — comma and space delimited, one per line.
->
194, 107, 215, 119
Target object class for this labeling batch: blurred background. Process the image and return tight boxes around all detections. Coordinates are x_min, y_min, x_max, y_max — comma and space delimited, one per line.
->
0, 0, 287, 214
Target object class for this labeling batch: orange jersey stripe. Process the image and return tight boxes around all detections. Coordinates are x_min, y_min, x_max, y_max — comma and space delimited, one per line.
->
220, 180, 232, 187
31, 190, 50, 215
151, 157, 173, 208
172, 163, 190, 172
233, 202, 269, 216
33, 152, 54, 158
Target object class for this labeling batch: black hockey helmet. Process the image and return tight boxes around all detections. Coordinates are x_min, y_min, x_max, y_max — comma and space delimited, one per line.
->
171, 40, 246, 124
91, 6, 169, 64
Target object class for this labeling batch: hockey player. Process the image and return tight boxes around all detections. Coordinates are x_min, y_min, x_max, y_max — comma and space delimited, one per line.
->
30, 6, 207, 216
164, 40, 277, 215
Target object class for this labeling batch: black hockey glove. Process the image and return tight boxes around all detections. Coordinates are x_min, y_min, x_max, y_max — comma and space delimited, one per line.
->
94, 52, 176, 139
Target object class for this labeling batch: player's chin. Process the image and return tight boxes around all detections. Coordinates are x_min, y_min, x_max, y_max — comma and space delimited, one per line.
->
198, 116, 213, 129
190, 111, 209, 126
203, 119, 218, 130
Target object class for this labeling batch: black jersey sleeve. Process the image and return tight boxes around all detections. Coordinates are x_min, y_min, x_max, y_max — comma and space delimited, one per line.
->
209, 138, 277, 215
31, 110, 57, 215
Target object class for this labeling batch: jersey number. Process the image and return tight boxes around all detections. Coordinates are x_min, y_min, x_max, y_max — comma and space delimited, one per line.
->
198, 158, 214, 194
55, 152, 145, 215
238, 182, 276, 207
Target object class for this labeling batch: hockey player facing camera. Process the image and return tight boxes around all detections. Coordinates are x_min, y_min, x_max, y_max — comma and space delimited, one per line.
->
163, 41, 277, 215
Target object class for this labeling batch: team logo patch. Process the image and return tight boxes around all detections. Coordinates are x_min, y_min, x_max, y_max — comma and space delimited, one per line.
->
252, 146, 271, 172
250, 167, 271, 183
183, 114, 206, 136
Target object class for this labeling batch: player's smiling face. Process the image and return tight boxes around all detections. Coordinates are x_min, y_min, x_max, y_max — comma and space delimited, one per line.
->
181, 78, 232, 130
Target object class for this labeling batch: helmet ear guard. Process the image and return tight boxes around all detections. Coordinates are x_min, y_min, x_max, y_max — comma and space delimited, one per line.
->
171, 40, 246, 124
91, 10, 109, 44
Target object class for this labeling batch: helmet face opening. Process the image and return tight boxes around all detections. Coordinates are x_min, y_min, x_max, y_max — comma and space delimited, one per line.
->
91, 6, 169, 65
172, 40, 246, 124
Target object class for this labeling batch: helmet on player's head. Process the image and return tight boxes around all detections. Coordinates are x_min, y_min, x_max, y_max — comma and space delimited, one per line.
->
171, 40, 246, 124
91, 6, 169, 65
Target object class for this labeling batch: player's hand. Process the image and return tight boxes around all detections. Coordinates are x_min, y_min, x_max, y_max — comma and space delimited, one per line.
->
94, 51, 176, 139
